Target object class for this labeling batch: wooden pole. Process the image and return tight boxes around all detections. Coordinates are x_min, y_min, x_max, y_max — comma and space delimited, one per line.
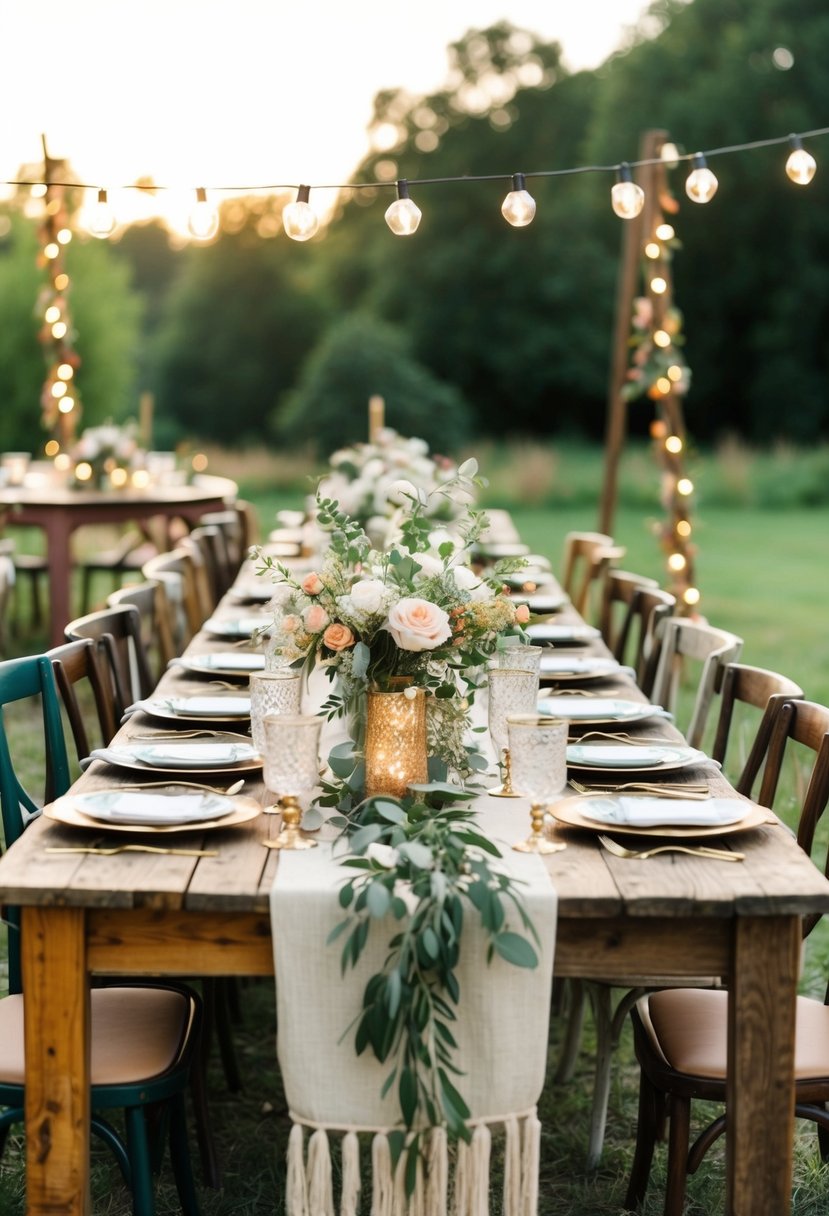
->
368, 395, 385, 442
598, 130, 668, 536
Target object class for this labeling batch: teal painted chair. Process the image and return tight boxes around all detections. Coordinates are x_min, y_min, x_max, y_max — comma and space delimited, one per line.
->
0, 653, 201, 1216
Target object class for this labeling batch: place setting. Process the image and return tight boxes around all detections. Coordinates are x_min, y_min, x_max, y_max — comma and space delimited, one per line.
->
79, 731, 262, 777
537, 691, 673, 728
123, 694, 252, 724
168, 650, 267, 679
43, 778, 262, 835
526, 621, 602, 646
200, 614, 273, 640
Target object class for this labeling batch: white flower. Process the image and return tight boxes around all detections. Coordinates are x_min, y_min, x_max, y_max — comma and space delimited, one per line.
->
387, 478, 420, 507
413, 552, 444, 578
349, 578, 387, 614
386, 597, 452, 652
452, 565, 495, 601
366, 842, 400, 869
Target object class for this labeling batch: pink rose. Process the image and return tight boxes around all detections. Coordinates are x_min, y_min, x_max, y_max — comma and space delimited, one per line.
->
281, 614, 301, 633
302, 572, 324, 595
323, 623, 356, 651
304, 604, 330, 633
386, 597, 452, 652
515, 604, 531, 624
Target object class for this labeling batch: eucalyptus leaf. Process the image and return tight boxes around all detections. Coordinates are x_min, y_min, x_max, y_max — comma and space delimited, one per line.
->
366, 880, 392, 919
301, 806, 324, 831
398, 840, 433, 869
493, 931, 539, 969
351, 641, 371, 680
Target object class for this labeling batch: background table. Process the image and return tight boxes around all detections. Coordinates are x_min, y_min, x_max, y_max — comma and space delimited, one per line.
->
0, 473, 237, 644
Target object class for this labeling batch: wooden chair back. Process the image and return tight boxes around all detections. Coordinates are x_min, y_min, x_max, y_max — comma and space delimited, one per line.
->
141, 548, 209, 646
709, 662, 805, 793
650, 617, 744, 746
561, 532, 626, 619
107, 580, 177, 678
188, 524, 234, 601
598, 571, 676, 693
46, 637, 119, 762
64, 604, 154, 720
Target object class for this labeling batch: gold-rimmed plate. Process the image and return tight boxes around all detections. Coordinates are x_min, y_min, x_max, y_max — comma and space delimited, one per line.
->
130, 696, 252, 723
86, 735, 262, 775
175, 652, 266, 678
45, 789, 261, 834
566, 742, 707, 773
550, 794, 767, 838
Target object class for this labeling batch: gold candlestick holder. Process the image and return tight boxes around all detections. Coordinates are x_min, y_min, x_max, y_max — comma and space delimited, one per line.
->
263, 795, 317, 851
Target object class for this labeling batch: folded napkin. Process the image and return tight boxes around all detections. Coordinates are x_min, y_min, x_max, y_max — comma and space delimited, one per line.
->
75, 791, 229, 826
270, 797, 557, 1214
538, 697, 672, 721
124, 697, 251, 718
169, 653, 266, 671
581, 795, 749, 828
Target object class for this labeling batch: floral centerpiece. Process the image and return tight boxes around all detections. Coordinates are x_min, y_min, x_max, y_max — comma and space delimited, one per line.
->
70, 420, 145, 489
256, 459, 529, 796
316, 427, 472, 549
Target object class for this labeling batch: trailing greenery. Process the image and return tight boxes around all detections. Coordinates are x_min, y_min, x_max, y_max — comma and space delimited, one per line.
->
329, 786, 539, 1192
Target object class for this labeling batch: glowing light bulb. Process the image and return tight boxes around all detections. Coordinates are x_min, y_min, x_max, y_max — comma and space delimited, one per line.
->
683, 586, 701, 606
192, 453, 209, 472
676, 520, 692, 538
89, 188, 116, 238
75, 461, 92, 481
57, 363, 73, 380
645, 242, 661, 259
677, 477, 694, 496
685, 153, 718, 203
187, 187, 219, 241
650, 277, 667, 295
653, 329, 671, 348
610, 162, 645, 219
668, 552, 687, 572
656, 376, 672, 394
665, 435, 683, 454
51, 321, 67, 339
58, 396, 75, 413
51, 381, 67, 398
131, 468, 150, 489
282, 184, 319, 241
54, 452, 71, 471
660, 142, 680, 168
54, 273, 69, 290
44, 305, 61, 324
501, 173, 536, 227
44, 242, 59, 259
655, 223, 675, 240
668, 365, 683, 383
785, 136, 816, 185
56, 228, 72, 245
385, 179, 422, 236
110, 467, 128, 488
44, 439, 60, 457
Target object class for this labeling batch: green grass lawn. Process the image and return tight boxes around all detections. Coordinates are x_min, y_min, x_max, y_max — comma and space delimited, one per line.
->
2, 444, 829, 1213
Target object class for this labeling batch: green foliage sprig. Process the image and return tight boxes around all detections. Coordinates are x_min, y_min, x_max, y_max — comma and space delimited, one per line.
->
328, 786, 539, 1192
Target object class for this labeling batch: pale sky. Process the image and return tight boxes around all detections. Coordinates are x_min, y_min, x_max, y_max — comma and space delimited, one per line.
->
0, 0, 654, 226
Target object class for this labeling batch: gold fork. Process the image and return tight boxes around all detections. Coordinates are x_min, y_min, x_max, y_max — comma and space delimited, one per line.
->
46, 845, 218, 857
598, 834, 744, 862
570, 779, 709, 800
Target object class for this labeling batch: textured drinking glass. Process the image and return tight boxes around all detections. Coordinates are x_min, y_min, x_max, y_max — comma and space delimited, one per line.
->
487, 667, 540, 796
262, 714, 323, 851
507, 715, 569, 854
249, 670, 302, 753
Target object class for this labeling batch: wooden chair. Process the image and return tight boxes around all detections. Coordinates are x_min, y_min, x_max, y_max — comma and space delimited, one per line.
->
199, 503, 258, 575
108, 580, 178, 681
64, 604, 155, 721
46, 637, 119, 763
561, 532, 627, 620
624, 697, 829, 1215
709, 662, 805, 793
187, 524, 233, 603
650, 617, 744, 745
598, 571, 676, 694
0, 653, 201, 1215
142, 548, 211, 650
77, 527, 160, 615
0, 536, 48, 634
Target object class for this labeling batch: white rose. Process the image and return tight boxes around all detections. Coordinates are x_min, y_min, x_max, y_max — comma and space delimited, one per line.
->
452, 565, 494, 601
414, 552, 444, 578
387, 478, 420, 507
366, 842, 400, 869
349, 578, 387, 614
386, 597, 452, 652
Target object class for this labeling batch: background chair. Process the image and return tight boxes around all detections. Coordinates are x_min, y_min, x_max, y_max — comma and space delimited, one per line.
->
0, 653, 201, 1215
624, 696, 829, 1215
709, 661, 805, 793
598, 571, 676, 694
108, 580, 178, 681
650, 616, 744, 744
77, 526, 160, 615
561, 532, 627, 620
141, 549, 210, 652
64, 604, 155, 721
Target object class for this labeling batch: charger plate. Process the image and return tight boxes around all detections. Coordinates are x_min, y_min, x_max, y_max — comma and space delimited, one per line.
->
527, 623, 601, 646
512, 592, 569, 615
45, 789, 261, 834
550, 794, 767, 838
540, 656, 621, 682
129, 696, 251, 723
202, 616, 272, 640
538, 696, 668, 725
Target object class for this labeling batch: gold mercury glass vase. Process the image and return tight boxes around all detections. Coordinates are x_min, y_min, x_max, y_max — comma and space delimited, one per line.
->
364, 685, 428, 799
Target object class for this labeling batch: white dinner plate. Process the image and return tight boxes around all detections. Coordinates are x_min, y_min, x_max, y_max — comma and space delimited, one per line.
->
538, 695, 669, 725
202, 617, 272, 640
130, 696, 252, 722
69, 788, 236, 827
512, 593, 569, 615
540, 656, 621, 682
566, 742, 707, 772
45, 791, 261, 834
227, 584, 274, 604
502, 570, 556, 592
551, 795, 767, 838
84, 735, 261, 774
176, 652, 266, 677
526, 623, 602, 646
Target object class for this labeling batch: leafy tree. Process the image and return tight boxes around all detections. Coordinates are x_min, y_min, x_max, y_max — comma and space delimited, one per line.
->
275, 313, 471, 455
152, 196, 329, 447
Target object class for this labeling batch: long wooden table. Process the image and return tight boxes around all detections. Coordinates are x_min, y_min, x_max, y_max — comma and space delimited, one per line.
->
0, 472, 237, 645
2, 569, 829, 1215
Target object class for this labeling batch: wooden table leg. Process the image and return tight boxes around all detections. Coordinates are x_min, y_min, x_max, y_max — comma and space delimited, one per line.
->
22, 906, 91, 1216
42, 513, 74, 648
726, 915, 800, 1216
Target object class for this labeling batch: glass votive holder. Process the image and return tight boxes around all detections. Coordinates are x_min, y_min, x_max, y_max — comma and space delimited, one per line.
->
262, 713, 323, 851
1, 452, 31, 487
494, 643, 543, 678
249, 670, 302, 753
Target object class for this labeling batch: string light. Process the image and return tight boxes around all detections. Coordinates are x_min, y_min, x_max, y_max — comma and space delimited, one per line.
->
187, 187, 219, 241
610, 162, 645, 219
785, 134, 817, 185
685, 152, 718, 203
282, 184, 319, 241
385, 179, 422, 236
501, 173, 536, 227
88, 188, 116, 238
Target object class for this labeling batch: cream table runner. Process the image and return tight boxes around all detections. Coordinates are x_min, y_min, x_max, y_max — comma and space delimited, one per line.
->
270, 796, 557, 1215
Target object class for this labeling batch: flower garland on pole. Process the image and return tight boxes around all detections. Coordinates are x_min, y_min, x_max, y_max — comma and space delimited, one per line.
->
620, 140, 701, 613
35, 135, 82, 450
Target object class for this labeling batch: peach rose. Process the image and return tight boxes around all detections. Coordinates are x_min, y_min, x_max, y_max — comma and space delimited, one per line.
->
301, 572, 324, 595
323, 622, 356, 651
386, 597, 452, 652
303, 604, 330, 633
281, 614, 301, 633
515, 603, 531, 624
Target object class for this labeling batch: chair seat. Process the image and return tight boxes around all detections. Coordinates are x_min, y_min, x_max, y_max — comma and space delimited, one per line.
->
0, 987, 190, 1087
646, 987, 829, 1081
